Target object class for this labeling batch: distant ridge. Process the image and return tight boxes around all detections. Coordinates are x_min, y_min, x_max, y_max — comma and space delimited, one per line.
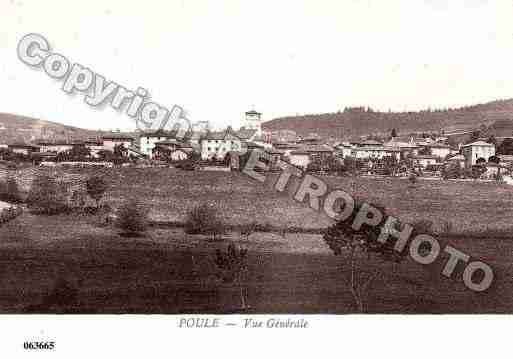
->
262, 99, 513, 139
0, 113, 128, 144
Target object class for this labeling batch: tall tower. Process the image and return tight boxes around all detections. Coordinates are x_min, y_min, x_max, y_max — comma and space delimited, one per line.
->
245, 109, 262, 136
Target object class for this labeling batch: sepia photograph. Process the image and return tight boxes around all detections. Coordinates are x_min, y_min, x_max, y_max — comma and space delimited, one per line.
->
0, 0, 512, 357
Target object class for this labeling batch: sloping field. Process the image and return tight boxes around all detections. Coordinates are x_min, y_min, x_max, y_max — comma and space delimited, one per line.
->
3, 167, 513, 234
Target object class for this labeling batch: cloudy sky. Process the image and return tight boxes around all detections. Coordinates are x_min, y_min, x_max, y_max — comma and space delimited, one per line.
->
1, 0, 512, 131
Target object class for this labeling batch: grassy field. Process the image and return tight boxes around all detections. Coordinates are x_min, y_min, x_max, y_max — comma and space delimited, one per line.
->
0, 167, 512, 313
0, 212, 511, 313
6, 166, 513, 233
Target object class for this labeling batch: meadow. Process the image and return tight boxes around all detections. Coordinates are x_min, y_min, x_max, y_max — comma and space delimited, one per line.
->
7, 166, 513, 233
0, 167, 512, 313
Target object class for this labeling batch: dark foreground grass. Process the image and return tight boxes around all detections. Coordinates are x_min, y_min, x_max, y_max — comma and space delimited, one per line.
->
0, 213, 511, 313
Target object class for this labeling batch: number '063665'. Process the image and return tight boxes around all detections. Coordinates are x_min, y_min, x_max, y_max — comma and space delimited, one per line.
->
23, 341, 55, 350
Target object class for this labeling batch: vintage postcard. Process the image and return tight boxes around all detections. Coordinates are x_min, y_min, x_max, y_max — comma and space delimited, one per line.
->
0, 0, 511, 357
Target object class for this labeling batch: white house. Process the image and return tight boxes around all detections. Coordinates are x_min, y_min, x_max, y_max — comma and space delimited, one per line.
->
102, 134, 135, 151
8, 143, 39, 155
446, 153, 465, 168
289, 151, 311, 169
412, 155, 439, 168
425, 143, 451, 159
169, 148, 193, 161
200, 129, 243, 160
288, 144, 334, 169
85, 139, 104, 157
139, 130, 176, 159
334, 143, 353, 158
351, 146, 401, 161
35, 140, 74, 153
272, 142, 299, 158
461, 141, 496, 167
383, 139, 419, 158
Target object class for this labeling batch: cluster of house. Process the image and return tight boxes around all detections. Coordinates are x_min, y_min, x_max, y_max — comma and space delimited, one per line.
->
0, 110, 270, 163
1, 134, 145, 160
0, 110, 508, 177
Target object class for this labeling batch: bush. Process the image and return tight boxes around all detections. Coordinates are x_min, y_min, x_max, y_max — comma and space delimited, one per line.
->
185, 203, 225, 239
239, 221, 258, 240
408, 173, 418, 186
69, 190, 87, 212
0, 216, 29, 243
115, 198, 148, 236
0, 177, 23, 203
411, 219, 434, 235
440, 220, 453, 236
0, 205, 23, 226
442, 163, 462, 180
26, 174, 69, 215
86, 175, 108, 208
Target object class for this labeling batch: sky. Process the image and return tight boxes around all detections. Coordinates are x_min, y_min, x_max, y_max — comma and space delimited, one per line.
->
1, 0, 513, 131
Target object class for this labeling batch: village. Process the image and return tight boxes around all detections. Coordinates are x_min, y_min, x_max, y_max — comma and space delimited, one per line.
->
0, 106, 511, 316
0, 109, 509, 182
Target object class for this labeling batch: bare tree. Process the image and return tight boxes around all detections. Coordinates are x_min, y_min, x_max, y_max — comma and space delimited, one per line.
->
214, 244, 249, 310
323, 203, 410, 312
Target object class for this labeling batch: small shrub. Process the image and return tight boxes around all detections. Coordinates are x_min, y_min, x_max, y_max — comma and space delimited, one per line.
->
408, 173, 418, 186
0, 177, 23, 203
411, 219, 434, 235
0, 217, 29, 243
86, 175, 108, 208
116, 198, 148, 236
26, 174, 68, 215
69, 190, 87, 212
0, 205, 23, 226
440, 220, 453, 236
239, 221, 258, 240
185, 203, 225, 240
411, 219, 435, 256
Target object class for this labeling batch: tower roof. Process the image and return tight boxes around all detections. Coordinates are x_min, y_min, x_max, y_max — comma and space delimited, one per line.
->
245, 110, 261, 116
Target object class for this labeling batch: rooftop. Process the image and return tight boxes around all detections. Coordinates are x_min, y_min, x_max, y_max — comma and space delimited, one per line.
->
358, 139, 383, 146
245, 110, 261, 116
462, 141, 495, 147
236, 128, 258, 140
413, 155, 439, 160
102, 134, 135, 140
353, 146, 401, 152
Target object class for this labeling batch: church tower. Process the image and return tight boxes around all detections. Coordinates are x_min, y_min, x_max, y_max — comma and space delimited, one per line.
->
244, 109, 262, 136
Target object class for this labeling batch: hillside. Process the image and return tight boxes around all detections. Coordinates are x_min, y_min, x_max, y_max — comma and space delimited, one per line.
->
0, 113, 121, 144
263, 99, 513, 139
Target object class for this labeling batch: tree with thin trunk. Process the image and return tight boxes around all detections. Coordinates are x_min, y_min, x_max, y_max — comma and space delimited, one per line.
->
86, 175, 108, 209
214, 244, 249, 310
323, 202, 410, 312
